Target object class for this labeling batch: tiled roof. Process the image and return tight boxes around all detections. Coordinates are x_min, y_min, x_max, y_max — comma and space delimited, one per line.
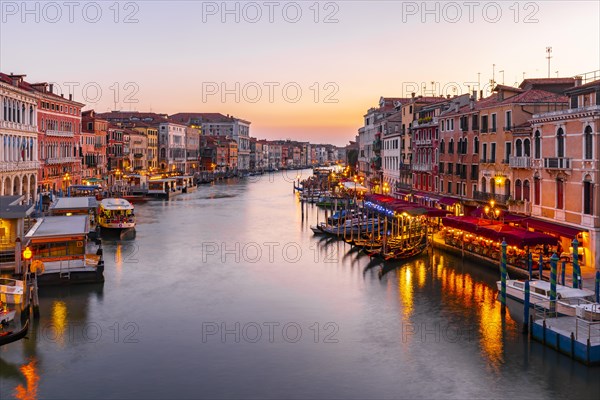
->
170, 113, 235, 124
519, 78, 575, 88
565, 79, 600, 93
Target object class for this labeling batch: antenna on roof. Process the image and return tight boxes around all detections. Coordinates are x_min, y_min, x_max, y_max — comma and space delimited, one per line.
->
499, 70, 505, 85
546, 47, 553, 78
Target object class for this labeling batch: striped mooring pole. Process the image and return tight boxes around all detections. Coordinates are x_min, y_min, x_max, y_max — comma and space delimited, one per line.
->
527, 251, 533, 280
500, 240, 507, 308
572, 238, 580, 289
595, 271, 600, 304
538, 253, 544, 281
550, 253, 559, 313
523, 280, 530, 333
561, 260, 566, 286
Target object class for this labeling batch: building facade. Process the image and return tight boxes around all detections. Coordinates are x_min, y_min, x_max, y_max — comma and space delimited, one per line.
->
0, 73, 39, 200
530, 79, 600, 268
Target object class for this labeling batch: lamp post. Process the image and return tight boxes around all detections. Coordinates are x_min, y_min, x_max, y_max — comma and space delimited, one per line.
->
483, 199, 501, 221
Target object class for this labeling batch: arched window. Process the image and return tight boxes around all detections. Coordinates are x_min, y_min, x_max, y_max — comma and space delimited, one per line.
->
515, 139, 523, 157
449, 139, 454, 154
505, 179, 511, 197
515, 179, 522, 200
440, 139, 445, 154
29, 105, 34, 126
474, 136, 479, 154
481, 177, 487, 193
524, 138, 531, 157
463, 138, 468, 155
584, 125, 593, 160
556, 128, 565, 158
534, 130, 541, 159
583, 175, 593, 215
523, 180, 530, 202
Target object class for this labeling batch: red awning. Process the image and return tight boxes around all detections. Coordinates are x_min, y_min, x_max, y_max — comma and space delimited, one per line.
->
523, 218, 584, 239
438, 197, 459, 206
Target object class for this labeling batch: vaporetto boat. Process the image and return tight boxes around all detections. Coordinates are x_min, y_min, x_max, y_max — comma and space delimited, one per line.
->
98, 198, 136, 230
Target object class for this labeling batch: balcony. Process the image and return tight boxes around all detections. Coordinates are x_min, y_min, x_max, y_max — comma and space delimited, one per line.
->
473, 191, 510, 204
46, 157, 80, 164
0, 160, 40, 172
412, 164, 432, 172
509, 156, 531, 169
544, 157, 572, 170
397, 182, 412, 191
0, 120, 37, 133
46, 130, 74, 137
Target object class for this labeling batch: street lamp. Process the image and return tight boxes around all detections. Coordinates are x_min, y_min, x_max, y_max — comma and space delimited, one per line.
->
484, 199, 501, 220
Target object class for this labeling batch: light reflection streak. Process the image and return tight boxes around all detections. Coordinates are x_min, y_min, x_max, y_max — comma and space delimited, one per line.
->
14, 359, 39, 400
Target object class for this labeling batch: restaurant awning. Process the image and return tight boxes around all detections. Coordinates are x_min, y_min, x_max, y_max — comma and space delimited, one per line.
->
522, 217, 584, 239
438, 197, 459, 206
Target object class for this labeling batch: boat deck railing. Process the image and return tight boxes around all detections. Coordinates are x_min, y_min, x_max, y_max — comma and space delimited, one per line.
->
533, 299, 600, 344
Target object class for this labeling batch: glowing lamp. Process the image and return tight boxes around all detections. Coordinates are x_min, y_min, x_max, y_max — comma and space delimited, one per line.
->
23, 246, 33, 260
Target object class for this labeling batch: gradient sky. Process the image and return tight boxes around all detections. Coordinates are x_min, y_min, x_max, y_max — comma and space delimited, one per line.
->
1, 1, 599, 145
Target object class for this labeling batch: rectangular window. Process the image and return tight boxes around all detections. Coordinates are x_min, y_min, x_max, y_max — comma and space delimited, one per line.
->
472, 114, 478, 130
505, 142, 511, 163
471, 165, 478, 180
584, 181, 593, 215
505, 111, 512, 130
491, 143, 496, 162
556, 179, 564, 210
482, 143, 488, 161
491, 114, 497, 132
481, 116, 488, 133
448, 163, 453, 174
447, 181, 452, 193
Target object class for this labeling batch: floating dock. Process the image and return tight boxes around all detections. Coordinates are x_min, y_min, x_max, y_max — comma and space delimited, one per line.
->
530, 306, 600, 365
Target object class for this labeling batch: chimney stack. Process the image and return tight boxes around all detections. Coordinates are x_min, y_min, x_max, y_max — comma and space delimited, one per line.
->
479, 90, 483, 99
49, 84, 54, 93
69, 94, 73, 101
574, 76, 582, 87
472, 90, 477, 101
411, 92, 416, 98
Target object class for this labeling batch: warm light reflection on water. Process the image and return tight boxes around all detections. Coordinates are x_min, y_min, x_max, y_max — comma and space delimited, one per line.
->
392, 253, 516, 370
51, 300, 67, 347
397, 264, 414, 321
14, 359, 39, 400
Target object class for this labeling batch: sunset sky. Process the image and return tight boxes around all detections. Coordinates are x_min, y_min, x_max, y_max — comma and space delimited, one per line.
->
2, 1, 598, 145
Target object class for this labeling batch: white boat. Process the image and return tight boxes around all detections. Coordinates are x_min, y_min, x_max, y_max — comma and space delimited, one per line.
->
98, 198, 136, 229
497, 279, 599, 319
0, 303, 16, 324
0, 278, 24, 304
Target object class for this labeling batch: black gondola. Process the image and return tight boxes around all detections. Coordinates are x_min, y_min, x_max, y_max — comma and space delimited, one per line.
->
0, 319, 29, 347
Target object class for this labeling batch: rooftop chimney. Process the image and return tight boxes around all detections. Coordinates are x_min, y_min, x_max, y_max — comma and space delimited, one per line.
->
69, 94, 73, 101
472, 90, 477, 101
411, 92, 415, 98
49, 84, 54, 93
574, 76, 582, 87
479, 90, 483, 99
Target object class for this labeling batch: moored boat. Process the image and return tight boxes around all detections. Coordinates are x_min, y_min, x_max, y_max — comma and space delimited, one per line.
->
497, 279, 599, 318
0, 278, 24, 304
0, 319, 29, 347
98, 198, 136, 230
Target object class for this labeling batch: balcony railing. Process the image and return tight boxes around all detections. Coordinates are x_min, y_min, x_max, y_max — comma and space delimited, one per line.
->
544, 157, 572, 170
0, 121, 37, 132
46, 130, 74, 137
396, 182, 412, 190
45, 157, 80, 164
473, 191, 510, 204
412, 164, 432, 172
509, 156, 531, 168
0, 160, 40, 172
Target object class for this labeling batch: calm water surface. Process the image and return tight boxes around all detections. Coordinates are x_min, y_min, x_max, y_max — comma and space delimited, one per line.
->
1, 170, 598, 399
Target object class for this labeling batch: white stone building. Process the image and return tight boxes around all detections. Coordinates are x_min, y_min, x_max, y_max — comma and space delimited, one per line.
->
0, 73, 39, 201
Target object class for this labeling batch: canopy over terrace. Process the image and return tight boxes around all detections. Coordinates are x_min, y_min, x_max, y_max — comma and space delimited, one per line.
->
442, 216, 558, 247
364, 194, 450, 217
342, 181, 368, 192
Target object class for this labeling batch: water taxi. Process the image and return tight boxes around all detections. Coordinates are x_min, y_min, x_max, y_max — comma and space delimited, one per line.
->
98, 198, 136, 230
498, 279, 599, 319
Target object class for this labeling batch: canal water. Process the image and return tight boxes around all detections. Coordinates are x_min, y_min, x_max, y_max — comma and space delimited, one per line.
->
1, 170, 598, 399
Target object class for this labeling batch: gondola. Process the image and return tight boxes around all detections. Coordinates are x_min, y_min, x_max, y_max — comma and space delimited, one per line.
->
0, 319, 29, 347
